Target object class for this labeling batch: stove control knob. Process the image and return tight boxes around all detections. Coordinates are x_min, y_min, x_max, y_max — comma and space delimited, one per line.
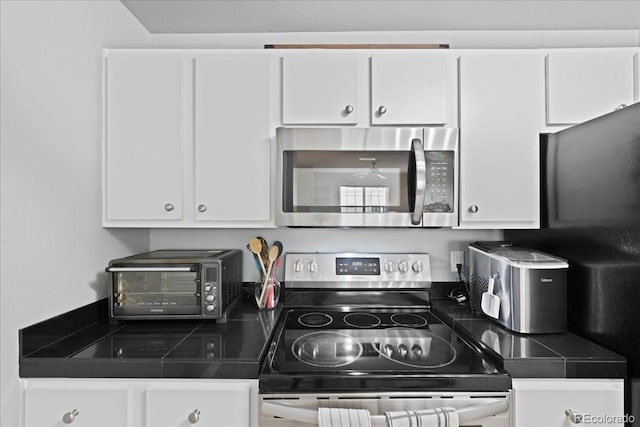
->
293, 260, 303, 272
307, 261, 317, 273
398, 261, 409, 273
398, 344, 408, 359
384, 261, 395, 273
412, 261, 424, 273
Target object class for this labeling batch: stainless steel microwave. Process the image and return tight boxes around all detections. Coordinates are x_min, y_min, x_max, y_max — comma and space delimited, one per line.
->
277, 127, 459, 227
107, 250, 242, 323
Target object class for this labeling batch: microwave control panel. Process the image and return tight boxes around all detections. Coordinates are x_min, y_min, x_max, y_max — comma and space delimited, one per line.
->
424, 151, 454, 213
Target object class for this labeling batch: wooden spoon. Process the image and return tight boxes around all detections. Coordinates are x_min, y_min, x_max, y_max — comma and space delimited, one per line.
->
248, 237, 267, 278
259, 245, 281, 307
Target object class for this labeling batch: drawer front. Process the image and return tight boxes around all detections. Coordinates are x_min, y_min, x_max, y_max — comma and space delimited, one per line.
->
24, 388, 128, 427
146, 383, 250, 427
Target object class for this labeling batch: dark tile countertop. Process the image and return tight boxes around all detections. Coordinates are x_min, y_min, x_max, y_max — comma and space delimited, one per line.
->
19, 290, 282, 379
432, 298, 626, 379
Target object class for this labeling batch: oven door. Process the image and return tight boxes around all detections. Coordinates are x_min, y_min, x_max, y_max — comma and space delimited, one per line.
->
108, 265, 202, 318
260, 392, 511, 427
277, 127, 458, 227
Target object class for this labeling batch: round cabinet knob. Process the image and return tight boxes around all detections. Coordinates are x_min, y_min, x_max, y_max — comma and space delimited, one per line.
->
293, 260, 303, 273
164, 203, 175, 212
615, 104, 627, 111
206, 295, 214, 302
62, 409, 79, 424
469, 205, 479, 213
307, 261, 317, 273
206, 304, 215, 312
384, 261, 395, 273
344, 104, 354, 114
188, 409, 201, 424
377, 106, 387, 115
398, 261, 409, 273
412, 261, 424, 273
197, 204, 207, 213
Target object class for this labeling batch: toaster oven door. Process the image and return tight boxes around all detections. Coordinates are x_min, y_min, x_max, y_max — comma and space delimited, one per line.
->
109, 265, 202, 318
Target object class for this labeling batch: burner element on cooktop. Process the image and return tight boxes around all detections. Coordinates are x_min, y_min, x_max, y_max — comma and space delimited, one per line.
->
292, 331, 363, 367
390, 313, 428, 328
344, 313, 382, 328
298, 312, 333, 328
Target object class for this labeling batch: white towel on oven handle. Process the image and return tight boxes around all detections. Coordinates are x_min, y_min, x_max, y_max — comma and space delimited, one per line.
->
318, 407, 372, 427
384, 407, 459, 427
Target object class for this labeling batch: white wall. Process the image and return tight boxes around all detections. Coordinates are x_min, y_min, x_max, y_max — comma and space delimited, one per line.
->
0, 1, 151, 425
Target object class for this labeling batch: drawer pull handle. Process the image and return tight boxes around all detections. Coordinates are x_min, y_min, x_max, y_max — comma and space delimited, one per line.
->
565, 409, 583, 424
188, 409, 201, 424
62, 409, 79, 424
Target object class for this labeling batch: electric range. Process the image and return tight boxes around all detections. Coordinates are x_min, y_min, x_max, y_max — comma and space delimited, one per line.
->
259, 253, 512, 427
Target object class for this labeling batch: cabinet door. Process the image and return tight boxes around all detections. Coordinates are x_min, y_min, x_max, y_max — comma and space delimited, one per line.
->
371, 53, 451, 125
513, 379, 624, 427
459, 53, 541, 228
194, 54, 274, 223
282, 53, 359, 125
24, 388, 129, 426
105, 53, 184, 222
146, 383, 250, 427
546, 51, 635, 125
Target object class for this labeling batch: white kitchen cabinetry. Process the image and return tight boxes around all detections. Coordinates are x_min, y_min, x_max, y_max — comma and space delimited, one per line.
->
21, 379, 259, 427
545, 50, 636, 127
513, 378, 625, 427
282, 53, 361, 125
458, 52, 542, 229
194, 54, 275, 223
370, 53, 453, 125
104, 52, 185, 222
103, 50, 276, 227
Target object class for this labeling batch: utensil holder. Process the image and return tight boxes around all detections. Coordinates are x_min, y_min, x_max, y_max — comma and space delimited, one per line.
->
254, 277, 280, 310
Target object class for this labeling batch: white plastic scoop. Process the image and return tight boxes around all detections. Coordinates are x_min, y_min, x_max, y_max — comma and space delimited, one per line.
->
481, 272, 501, 319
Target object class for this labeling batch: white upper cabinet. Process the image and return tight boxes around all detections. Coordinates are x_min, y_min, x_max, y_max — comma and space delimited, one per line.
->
105, 53, 184, 222
545, 50, 636, 126
282, 53, 360, 125
371, 53, 452, 125
459, 52, 542, 229
194, 54, 275, 223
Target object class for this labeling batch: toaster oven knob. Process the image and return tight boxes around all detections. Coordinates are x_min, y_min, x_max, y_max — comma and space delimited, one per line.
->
412, 261, 424, 273
384, 261, 395, 273
398, 261, 409, 273
204, 285, 211, 292
206, 295, 214, 303
206, 304, 215, 312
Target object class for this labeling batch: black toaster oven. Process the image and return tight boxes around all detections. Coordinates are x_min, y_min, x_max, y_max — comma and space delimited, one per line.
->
106, 250, 242, 323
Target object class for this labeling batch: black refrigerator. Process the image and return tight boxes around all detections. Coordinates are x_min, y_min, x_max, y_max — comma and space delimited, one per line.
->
507, 102, 640, 423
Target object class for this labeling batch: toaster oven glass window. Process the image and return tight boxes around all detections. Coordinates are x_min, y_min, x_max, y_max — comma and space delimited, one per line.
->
283, 150, 408, 213
114, 271, 199, 309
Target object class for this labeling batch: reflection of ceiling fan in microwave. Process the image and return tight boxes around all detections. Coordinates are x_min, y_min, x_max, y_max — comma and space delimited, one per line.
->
353, 157, 387, 180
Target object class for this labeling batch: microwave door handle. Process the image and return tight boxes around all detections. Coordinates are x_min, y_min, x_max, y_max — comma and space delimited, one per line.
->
410, 138, 427, 225
105, 266, 197, 272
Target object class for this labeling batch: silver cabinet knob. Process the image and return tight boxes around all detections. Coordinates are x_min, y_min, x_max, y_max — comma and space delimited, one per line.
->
615, 104, 627, 111
164, 203, 175, 212
62, 409, 79, 424
188, 409, 201, 424
377, 105, 387, 115
344, 104, 354, 114
197, 204, 207, 213
565, 409, 582, 424
469, 205, 479, 213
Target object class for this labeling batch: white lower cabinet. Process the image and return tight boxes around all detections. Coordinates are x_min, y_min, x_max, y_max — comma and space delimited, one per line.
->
513, 378, 625, 427
21, 379, 259, 427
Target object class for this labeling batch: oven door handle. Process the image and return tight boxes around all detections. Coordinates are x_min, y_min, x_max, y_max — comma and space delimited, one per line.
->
408, 138, 427, 225
105, 266, 198, 272
261, 400, 509, 426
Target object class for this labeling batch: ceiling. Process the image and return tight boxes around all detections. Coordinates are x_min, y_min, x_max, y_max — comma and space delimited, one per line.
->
120, 0, 640, 34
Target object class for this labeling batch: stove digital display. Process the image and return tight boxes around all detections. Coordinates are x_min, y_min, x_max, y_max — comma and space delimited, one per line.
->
336, 258, 380, 275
